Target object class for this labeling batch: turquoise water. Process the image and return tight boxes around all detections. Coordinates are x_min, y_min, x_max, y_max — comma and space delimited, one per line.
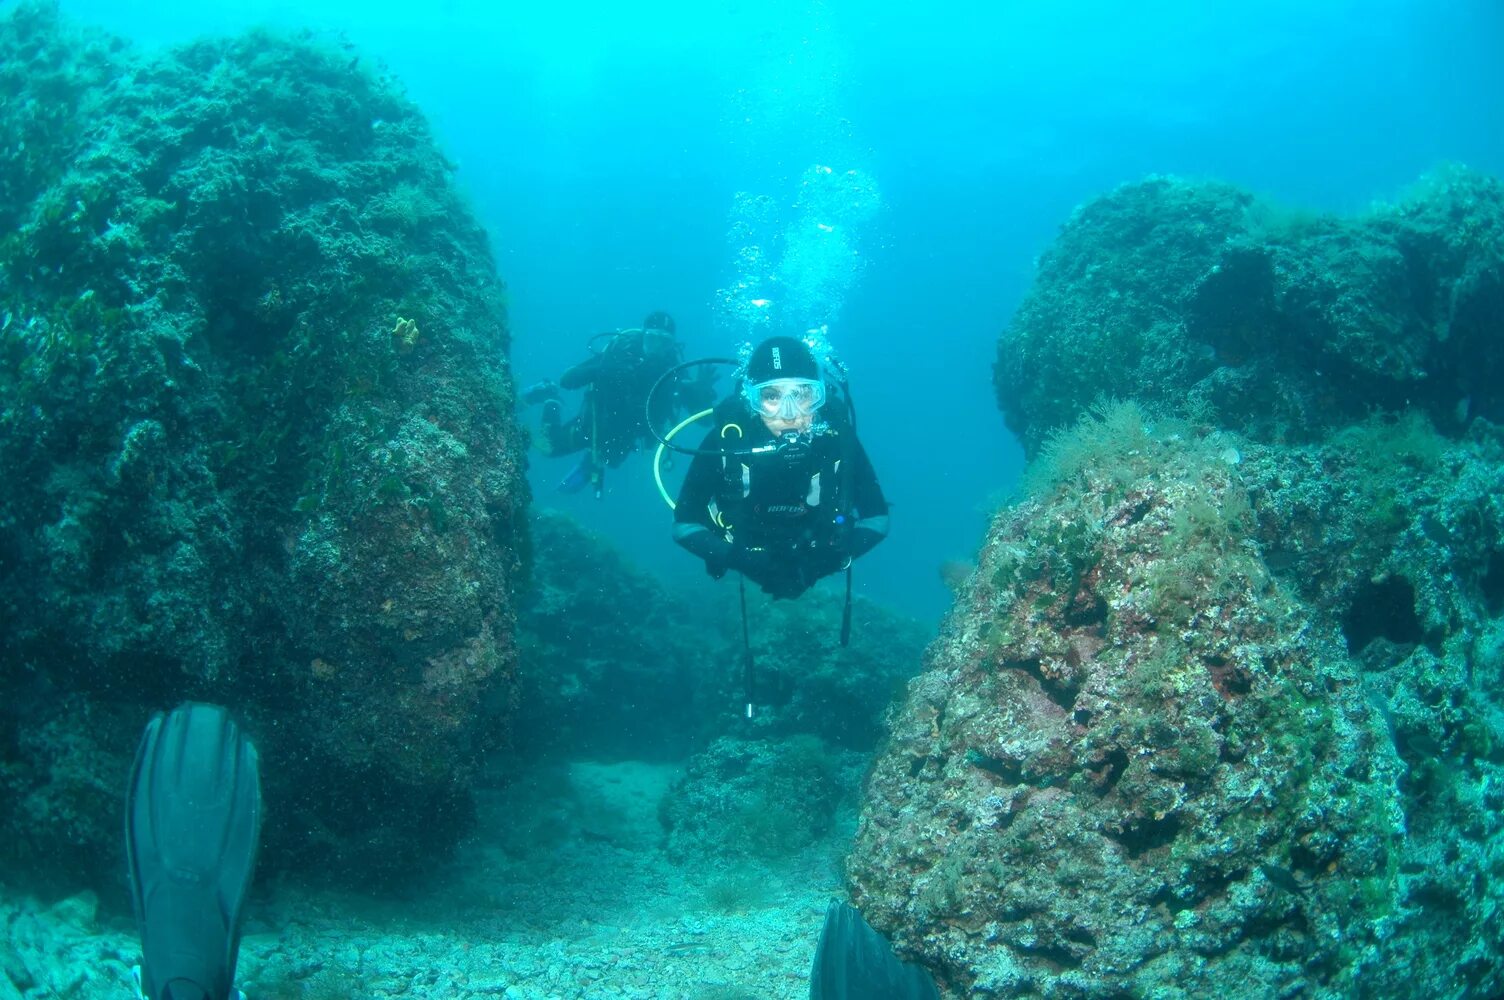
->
53, 0, 1504, 619
5, 2, 1504, 997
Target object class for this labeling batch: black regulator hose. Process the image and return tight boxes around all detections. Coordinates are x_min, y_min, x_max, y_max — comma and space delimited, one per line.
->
646, 357, 743, 457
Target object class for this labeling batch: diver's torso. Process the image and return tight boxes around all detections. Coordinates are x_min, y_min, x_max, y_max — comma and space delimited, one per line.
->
714, 422, 845, 550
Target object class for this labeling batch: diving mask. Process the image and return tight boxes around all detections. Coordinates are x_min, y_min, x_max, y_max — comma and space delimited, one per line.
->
745, 377, 826, 420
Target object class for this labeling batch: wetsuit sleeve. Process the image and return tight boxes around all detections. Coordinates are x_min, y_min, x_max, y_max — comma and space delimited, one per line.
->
844, 434, 889, 559
672, 433, 730, 564
559, 353, 607, 390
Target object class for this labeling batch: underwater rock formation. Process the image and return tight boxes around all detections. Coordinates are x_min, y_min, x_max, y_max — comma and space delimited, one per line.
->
0, 4, 526, 880
736, 584, 933, 751
660, 734, 848, 861
898, 165, 1504, 996
995, 169, 1504, 454
517, 509, 930, 760
516, 510, 705, 760
517, 512, 930, 861
849, 402, 1504, 997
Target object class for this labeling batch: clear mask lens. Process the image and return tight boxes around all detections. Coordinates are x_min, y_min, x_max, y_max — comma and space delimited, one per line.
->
748, 378, 825, 420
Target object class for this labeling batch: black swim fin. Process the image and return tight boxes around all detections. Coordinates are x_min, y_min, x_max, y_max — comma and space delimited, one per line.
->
809, 900, 940, 1000
126, 703, 262, 1000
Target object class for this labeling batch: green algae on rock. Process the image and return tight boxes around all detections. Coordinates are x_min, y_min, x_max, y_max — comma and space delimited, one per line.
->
848, 403, 1504, 997
0, 3, 526, 882
661, 735, 849, 862
995, 169, 1504, 455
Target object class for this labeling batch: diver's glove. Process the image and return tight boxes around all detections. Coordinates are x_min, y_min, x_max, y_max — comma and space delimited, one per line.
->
812, 543, 853, 577
703, 539, 731, 580
521, 379, 560, 405
606, 333, 644, 368
699, 536, 739, 580
680, 528, 775, 583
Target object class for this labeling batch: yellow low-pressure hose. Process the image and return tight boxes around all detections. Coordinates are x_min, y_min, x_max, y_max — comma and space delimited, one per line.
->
654, 408, 715, 509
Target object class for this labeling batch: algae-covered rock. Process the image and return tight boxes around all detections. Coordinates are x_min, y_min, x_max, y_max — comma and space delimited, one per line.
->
515, 509, 930, 760
848, 404, 1503, 997
0, 697, 142, 883
996, 169, 1504, 454
734, 587, 932, 751
0, 4, 526, 881
660, 735, 848, 861
516, 510, 706, 760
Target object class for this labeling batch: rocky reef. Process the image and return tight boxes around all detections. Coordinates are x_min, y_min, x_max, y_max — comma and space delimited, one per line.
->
515, 510, 708, 761
995, 168, 1504, 454
519, 510, 931, 861
852, 171, 1504, 996
0, 3, 526, 882
519, 508, 929, 756
660, 734, 849, 862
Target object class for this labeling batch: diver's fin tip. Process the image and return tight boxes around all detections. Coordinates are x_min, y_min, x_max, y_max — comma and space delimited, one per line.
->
127, 702, 262, 1000
809, 899, 939, 1000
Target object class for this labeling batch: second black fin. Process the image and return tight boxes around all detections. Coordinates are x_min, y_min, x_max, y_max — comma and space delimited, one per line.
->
809, 899, 939, 1000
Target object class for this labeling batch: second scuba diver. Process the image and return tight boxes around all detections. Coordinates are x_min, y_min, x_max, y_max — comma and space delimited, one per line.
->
522, 311, 716, 497
671, 334, 889, 600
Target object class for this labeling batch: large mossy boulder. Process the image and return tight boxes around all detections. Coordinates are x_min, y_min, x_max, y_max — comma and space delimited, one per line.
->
0, 4, 526, 882
848, 403, 1504, 997
995, 169, 1504, 454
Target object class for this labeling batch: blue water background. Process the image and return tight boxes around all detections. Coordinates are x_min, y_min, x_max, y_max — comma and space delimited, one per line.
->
55, 0, 1504, 621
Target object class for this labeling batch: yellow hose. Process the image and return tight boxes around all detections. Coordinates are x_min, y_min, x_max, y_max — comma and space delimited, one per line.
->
654, 408, 714, 509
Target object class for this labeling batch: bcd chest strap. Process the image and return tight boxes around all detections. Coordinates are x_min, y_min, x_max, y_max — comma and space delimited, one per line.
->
713, 423, 851, 541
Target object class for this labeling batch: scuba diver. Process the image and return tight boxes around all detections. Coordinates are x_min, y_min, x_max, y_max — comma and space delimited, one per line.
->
521, 310, 717, 498
126, 702, 262, 1000
669, 334, 889, 600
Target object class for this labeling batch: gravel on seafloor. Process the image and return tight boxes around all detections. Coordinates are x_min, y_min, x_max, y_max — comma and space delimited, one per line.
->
1, 761, 853, 1000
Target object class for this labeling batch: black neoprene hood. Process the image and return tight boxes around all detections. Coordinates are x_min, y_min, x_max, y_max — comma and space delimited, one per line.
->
642, 310, 676, 335
747, 336, 820, 382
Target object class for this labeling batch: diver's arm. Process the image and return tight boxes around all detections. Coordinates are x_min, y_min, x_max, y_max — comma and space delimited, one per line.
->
845, 435, 890, 558
559, 353, 606, 390
674, 521, 731, 564
672, 441, 719, 527
673, 440, 735, 573
848, 514, 889, 558
676, 519, 779, 585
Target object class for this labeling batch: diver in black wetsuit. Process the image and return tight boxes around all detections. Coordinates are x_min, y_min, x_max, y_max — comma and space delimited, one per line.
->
672, 335, 889, 600
522, 311, 716, 497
